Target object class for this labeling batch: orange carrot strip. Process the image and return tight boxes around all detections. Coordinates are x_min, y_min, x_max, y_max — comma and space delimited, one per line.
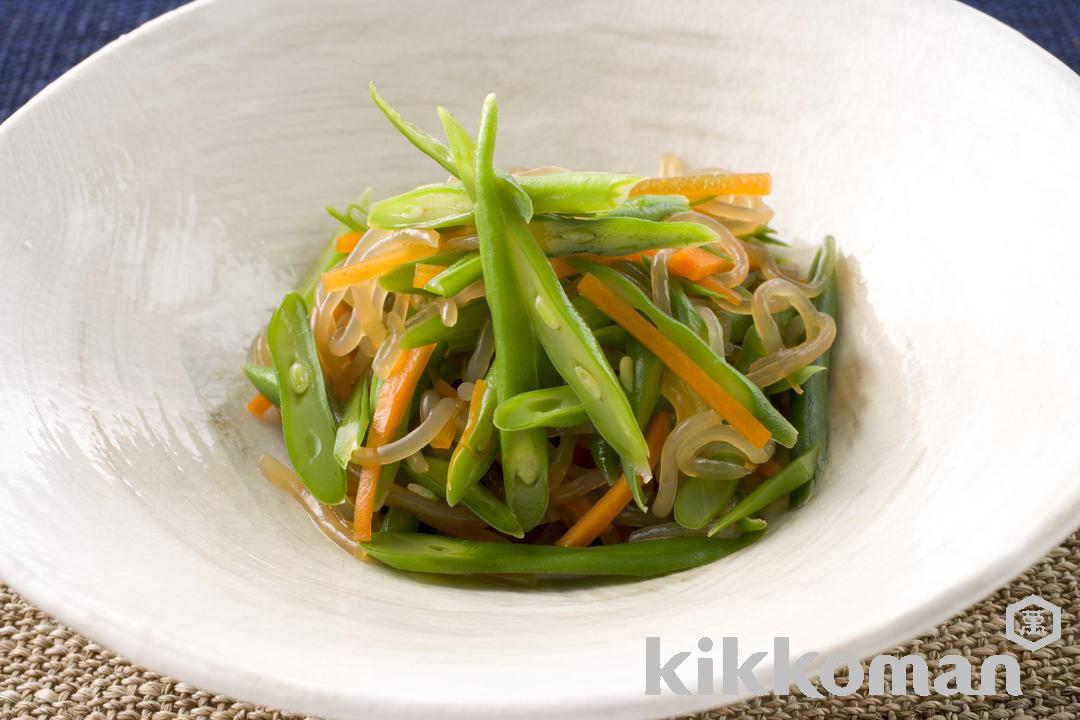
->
578, 274, 769, 447
557, 411, 674, 547
335, 231, 363, 254
559, 496, 622, 545
246, 393, 272, 417
685, 274, 742, 305
413, 263, 448, 288
429, 409, 458, 449
433, 377, 457, 399
666, 247, 733, 281
548, 257, 579, 279
628, 173, 772, 200
323, 245, 436, 293
354, 344, 437, 541
757, 459, 783, 478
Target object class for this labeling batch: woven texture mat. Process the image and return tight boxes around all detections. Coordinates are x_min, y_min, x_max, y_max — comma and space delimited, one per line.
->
0, 531, 1076, 720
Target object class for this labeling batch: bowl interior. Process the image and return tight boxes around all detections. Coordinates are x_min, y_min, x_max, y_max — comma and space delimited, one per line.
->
2, 1, 1079, 718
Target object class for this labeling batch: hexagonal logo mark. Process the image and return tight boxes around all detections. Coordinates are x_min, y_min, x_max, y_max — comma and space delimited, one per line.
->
1004, 594, 1062, 652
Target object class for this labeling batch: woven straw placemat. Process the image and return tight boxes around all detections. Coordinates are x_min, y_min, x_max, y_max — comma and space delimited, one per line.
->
1, 531, 1076, 720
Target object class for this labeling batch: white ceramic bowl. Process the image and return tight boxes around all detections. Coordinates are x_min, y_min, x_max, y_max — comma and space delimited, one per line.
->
2, 1, 1078, 717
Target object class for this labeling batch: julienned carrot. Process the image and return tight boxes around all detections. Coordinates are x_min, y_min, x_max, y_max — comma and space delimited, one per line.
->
558, 496, 621, 545
666, 247, 732, 281
413, 263, 448, 288
687, 274, 742, 304
429, 408, 459, 449
578, 274, 769, 447
628, 173, 772, 201
547, 257, 578, 279
246, 393, 272, 416
323, 245, 437, 293
335, 231, 363, 254
354, 344, 437, 541
557, 411, 673, 547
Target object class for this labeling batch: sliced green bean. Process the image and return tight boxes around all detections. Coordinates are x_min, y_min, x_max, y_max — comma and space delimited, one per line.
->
404, 456, 524, 538
493, 386, 588, 431
708, 445, 819, 535
378, 251, 464, 294
763, 365, 826, 395
591, 433, 621, 483
362, 531, 761, 577
242, 363, 280, 406
381, 506, 421, 533
447, 367, 499, 506
593, 324, 628, 349
573, 259, 798, 447
670, 279, 707, 338
424, 253, 483, 297
517, 172, 639, 214
788, 254, 838, 508
267, 292, 345, 504
675, 477, 739, 530
607, 194, 691, 221
399, 299, 489, 349
468, 95, 550, 531
367, 185, 473, 229
623, 337, 664, 509
534, 216, 715, 257
333, 371, 371, 468
370, 83, 457, 176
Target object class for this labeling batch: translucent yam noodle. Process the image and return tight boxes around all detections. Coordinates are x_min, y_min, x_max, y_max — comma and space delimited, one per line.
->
665, 211, 748, 289
351, 398, 457, 464
651, 249, 674, 314
747, 278, 837, 387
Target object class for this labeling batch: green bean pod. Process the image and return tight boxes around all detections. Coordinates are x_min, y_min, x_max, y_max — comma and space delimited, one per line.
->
670, 279, 707, 339
242, 363, 280, 406
467, 96, 550, 531
674, 477, 739, 530
399, 299, 490, 349
493, 386, 588, 431
267, 292, 346, 504
572, 259, 797, 448
404, 456, 524, 538
708, 445, 819, 535
607, 194, 691, 221
446, 367, 499, 506
533, 216, 715, 257
367, 185, 472, 229
333, 371, 372, 468
424, 253, 483, 297
362, 531, 761, 577
381, 506, 421, 533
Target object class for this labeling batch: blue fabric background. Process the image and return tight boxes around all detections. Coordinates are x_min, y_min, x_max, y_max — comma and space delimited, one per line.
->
1, 0, 1078, 123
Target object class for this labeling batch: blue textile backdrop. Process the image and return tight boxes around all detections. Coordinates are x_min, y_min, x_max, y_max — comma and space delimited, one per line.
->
2, 0, 1078, 123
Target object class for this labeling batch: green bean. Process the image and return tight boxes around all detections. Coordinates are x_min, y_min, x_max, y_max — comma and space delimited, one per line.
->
333, 371, 371, 468
370, 84, 457, 176
736, 325, 766, 373
724, 309, 754, 344
763, 365, 826, 395
298, 192, 371, 308
788, 255, 838, 508
368, 184, 472, 229
444, 332, 480, 355
467, 95, 550, 531
378, 251, 465, 294
591, 434, 621, 483
593, 324, 628, 349
493, 386, 588, 431
242, 363, 280, 406
404, 455, 524, 538
517, 172, 639, 214
362, 531, 761, 577
670, 279, 707, 338
477, 99, 649, 483
533, 216, 716, 256
424, 253, 483, 297
571, 295, 610, 329
573, 259, 798, 447
708, 445, 819, 535
381, 506, 421, 533
399, 299, 489, 349
684, 280, 752, 306
675, 477, 739, 530
267, 292, 346, 504
446, 367, 499, 506
607, 194, 691, 221
623, 337, 664, 509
